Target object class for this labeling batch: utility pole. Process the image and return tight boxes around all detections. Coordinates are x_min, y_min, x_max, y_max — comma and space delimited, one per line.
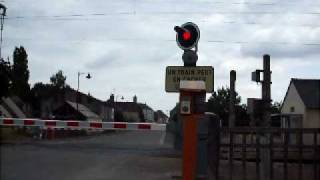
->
262, 55, 271, 127
250, 54, 272, 180
229, 70, 236, 127
261, 54, 272, 180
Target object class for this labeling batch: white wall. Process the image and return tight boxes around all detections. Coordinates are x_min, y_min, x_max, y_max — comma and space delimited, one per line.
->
281, 83, 320, 144
143, 109, 154, 122
281, 83, 305, 116
305, 109, 320, 128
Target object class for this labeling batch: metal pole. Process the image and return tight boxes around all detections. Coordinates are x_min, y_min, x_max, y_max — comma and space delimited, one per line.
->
229, 70, 236, 127
77, 72, 80, 112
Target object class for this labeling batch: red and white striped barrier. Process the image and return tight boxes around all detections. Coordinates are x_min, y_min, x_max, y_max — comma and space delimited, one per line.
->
0, 118, 166, 131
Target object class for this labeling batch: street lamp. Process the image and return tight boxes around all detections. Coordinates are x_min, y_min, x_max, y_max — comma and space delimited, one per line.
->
115, 94, 124, 102
76, 71, 91, 112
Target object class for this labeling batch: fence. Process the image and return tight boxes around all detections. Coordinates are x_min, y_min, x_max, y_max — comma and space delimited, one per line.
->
208, 124, 320, 180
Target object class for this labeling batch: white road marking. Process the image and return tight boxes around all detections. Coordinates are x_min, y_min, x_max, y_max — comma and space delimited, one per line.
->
159, 131, 166, 145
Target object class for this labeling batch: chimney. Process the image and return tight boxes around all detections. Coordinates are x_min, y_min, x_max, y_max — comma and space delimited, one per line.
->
133, 95, 137, 103
110, 94, 115, 103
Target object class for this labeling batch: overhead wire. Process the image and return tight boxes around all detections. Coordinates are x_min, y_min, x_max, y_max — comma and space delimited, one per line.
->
3, 1, 320, 47
6, 18, 320, 29
4, 37, 320, 46
5, 12, 320, 28
5, 8, 320, 26
5, 10, 320, 20
200, 1, 320, 6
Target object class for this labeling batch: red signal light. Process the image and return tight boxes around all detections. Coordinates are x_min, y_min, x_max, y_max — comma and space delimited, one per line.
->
183, 31, 191, 40
174, 22, 200, 50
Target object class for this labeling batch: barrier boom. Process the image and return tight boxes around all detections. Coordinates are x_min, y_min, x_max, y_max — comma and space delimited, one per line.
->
0, 118, 166, 131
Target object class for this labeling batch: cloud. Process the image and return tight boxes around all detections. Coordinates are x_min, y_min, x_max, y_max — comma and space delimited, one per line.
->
239, 26, 320, 58
86, 48, 123, 69
241, 44, 320, 58
3, 0, 320, 112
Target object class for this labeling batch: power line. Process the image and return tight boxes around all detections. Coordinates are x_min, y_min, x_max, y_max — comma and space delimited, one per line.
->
141, 11, 320, 15
96, 0, 320, 7
4, 37, 320, 46
5, 10, 320, 21
201, 1, 320, 6
5, 12, 133, 20
6, 0, 320, 5
210, 21, 320, 28
206, 40, 320, 46
5, 15, 320, 28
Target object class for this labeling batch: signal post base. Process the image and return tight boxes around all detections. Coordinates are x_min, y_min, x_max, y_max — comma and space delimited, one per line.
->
179, 80, 206, 180
182, 114, 199, 180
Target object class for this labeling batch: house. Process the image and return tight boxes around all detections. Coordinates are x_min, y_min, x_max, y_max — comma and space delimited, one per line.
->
39, 88, 114, 121
0, 97, 27, 118
138, 103, 155, 122
281, 78, 320, 144
154, 110, 168, 123
0, 104, 11, 117
64, 88, 114, 121
106, 94, 155, 122
114, 102, 142, 122
281, 78, 320, 128
106, 94, 142, 122
135, 95, 155, 122
52, 101, 102, 121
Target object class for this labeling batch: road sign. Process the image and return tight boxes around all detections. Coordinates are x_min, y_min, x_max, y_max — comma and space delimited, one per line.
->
165, 66, 214, 92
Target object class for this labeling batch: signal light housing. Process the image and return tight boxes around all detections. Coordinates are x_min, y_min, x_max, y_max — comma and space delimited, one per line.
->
174, 22, 200, 50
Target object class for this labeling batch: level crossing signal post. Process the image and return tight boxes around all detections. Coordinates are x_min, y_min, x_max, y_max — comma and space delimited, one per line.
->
180, 81, 206, 180
166, 22, 213, 180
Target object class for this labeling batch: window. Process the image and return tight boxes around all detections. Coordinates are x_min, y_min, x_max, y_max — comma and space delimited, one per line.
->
290, 106, 295, 112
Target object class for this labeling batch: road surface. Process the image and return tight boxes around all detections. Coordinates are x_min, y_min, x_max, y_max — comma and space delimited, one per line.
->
0, 131, 181, 180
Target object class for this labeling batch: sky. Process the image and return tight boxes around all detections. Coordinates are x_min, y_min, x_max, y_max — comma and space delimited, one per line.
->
2, 0, 320, 113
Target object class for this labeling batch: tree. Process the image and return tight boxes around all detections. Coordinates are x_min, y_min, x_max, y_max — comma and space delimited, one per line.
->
30, 71, 70, 117
235, 104, 250, 126
31, 82, 52, 98
207, 87, 240, 123
30, 82, 53, 117
50, 70, 66, 89
207, 87, 249, 126
11, 46, 30, 101
271, 101, 281, 114
0, 58, 11, 98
